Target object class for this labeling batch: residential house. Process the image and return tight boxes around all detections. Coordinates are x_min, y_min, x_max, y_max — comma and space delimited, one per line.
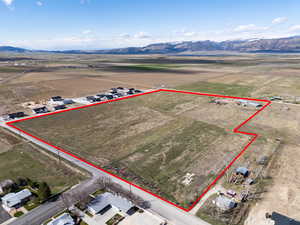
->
32, 106, 49, 114
50, 96, 64, 103
87, 192, 134, 216
63, 99, 74, 105
8, 112, 25, 119
86, 96, 101, 103
1, 189, 32, 211
53, 105, 66, 111
46, 213, 75, 225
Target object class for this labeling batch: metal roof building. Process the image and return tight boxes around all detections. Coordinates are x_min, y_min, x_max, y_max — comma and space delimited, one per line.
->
215, 196, 236, 211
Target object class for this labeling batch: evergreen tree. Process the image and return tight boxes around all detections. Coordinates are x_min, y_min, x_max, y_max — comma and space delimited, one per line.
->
37, 182, 51, 202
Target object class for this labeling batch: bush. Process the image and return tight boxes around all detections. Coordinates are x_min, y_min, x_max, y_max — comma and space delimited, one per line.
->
14, 211, 24, 217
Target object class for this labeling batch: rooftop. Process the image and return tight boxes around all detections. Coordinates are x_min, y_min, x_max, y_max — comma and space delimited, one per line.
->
1, 189, 31, 208
87, 192, 133, 215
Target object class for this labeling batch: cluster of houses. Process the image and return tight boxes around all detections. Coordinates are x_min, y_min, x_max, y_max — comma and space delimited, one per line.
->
84, 87, 142, 103
41, 191, 166, 225
0, 87, 144, 122
83, 192, 165, 225
214, 166, 253, 212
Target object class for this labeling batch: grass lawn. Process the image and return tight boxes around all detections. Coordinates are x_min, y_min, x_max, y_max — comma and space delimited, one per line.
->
0, 129, 86, 194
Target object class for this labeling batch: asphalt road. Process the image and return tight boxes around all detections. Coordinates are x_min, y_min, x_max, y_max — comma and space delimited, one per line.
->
0, 121, 210, 225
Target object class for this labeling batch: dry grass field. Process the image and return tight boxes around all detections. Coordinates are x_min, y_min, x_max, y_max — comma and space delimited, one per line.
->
14, 91, 263, 207
1, 52, 300, 221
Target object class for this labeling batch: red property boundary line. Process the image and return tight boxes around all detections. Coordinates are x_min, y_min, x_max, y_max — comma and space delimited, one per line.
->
6, 89, 271, 212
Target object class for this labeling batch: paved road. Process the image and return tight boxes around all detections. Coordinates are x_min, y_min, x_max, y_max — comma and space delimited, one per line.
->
0, 121, 210, 225
0, 205, 11, 224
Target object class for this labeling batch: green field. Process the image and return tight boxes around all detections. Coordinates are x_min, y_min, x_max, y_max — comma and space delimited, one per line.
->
177, 81, 253, 97
0, 129, 86, 194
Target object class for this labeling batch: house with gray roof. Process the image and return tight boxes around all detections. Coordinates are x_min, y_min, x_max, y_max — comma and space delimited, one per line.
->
87, 192, 134, 215
1, 189, 32, 210
214, 196, 236, 211
46, 213, 75, 225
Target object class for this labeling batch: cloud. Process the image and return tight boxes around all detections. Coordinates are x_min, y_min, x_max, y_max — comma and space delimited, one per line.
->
234, 24, 268, 32
1, 0, 13, 6
272, 17, 288, 24
119, 33, 131, 39
36, 1, 43, 6
134, 32, 151, 39
289, 25, 300, 31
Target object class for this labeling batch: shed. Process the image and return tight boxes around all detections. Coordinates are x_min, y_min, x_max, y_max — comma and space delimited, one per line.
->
215, 196, 236, 211
87, 192, 133, 215
235, 167, 249, 177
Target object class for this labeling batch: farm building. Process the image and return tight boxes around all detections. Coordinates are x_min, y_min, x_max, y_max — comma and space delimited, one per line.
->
32, 106, 49, 114
1, 189, 32, 210
0, 179, 14, 194
236, 100, 262, 108
87, 192, 134, 216
46, 213, 75, 225
214, 196, 237, 211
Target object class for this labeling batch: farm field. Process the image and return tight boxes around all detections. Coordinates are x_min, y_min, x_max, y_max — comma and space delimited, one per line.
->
13, 90, 264, 207
0, 128, 86, 193
1, 52, 300, 221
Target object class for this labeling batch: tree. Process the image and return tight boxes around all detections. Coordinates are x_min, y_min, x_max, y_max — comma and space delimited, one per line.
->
37, 182, 51, 202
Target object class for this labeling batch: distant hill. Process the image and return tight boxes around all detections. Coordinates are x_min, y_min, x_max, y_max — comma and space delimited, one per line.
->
1, 36, 300, 54
0, 46, 30, 53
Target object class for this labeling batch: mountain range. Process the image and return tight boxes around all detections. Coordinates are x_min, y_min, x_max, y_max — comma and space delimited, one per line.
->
1, 36, 300, 54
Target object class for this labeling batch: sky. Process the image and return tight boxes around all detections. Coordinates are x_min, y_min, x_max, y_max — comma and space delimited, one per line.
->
1, 0, 300, 50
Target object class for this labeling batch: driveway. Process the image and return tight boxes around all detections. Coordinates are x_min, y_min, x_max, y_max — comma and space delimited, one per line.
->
0, 204, 11, 224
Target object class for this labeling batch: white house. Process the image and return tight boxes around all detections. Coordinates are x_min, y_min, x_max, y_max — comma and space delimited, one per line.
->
1, 189, 32, 211
46, 213, 75, 225
87, 192, 133, 216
